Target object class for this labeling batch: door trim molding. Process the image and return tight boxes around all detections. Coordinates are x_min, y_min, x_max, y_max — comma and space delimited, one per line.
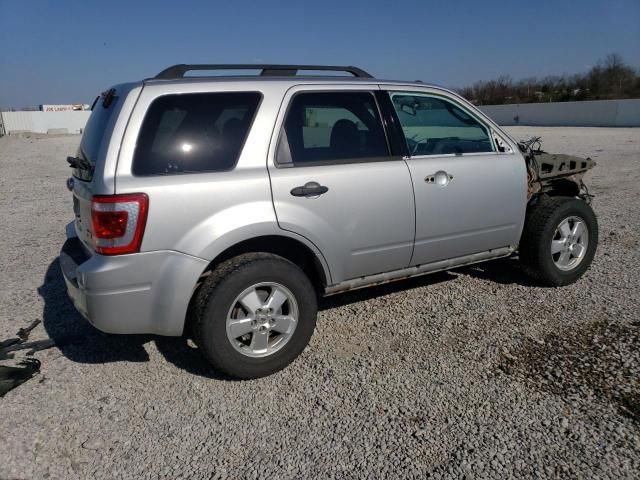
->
324, 246, 514, 295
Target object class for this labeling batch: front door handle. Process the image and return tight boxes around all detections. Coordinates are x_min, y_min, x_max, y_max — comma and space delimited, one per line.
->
425, 170, 453, 186
290, 181, 329, 197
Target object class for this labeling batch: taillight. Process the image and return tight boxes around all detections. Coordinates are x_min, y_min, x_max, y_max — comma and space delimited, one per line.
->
91, 193, 149, 255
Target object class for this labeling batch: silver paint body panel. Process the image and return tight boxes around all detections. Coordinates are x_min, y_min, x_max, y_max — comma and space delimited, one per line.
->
63, 76, 528, 335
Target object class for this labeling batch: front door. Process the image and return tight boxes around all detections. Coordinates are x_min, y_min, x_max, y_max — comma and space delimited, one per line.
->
268, 87, 415, 283
383, 88, 527, 266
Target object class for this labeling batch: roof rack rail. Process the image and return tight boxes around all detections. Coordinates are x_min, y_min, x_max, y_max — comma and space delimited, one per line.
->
153, 64, 373, 80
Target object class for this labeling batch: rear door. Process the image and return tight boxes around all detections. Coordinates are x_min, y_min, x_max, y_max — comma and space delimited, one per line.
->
381, 87, 527, 266
268, 86, 415, 283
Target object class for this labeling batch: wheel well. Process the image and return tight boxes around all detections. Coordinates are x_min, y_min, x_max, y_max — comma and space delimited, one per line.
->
199, 235, 328, 291
543, 179, 580, 198
183, 235, 328, 337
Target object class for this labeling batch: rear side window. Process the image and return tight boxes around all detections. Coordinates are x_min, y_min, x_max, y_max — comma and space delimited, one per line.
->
278, 91, 389, 166
133, 92, 261, 175
390, 92, 494, 156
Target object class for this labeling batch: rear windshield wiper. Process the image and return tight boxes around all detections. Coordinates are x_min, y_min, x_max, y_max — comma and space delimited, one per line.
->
67, 156, 94, 173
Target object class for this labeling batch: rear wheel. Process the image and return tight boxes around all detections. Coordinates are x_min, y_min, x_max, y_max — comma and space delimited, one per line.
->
193, 253, 317, 379
519, 197, 598, 286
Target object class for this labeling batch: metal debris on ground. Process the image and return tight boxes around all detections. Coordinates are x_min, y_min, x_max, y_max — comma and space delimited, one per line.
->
0, 320, 57, 396
0, 359, 41, 397
17, 319, 41, 341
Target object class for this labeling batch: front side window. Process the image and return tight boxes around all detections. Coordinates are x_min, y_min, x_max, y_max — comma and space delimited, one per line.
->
133, 92, 261, 175
390, 92, 494, 156
278, 91, 389, 166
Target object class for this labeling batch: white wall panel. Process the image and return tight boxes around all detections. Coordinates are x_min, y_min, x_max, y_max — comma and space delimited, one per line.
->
480, 99, 640, 127
1, 111, 91, 134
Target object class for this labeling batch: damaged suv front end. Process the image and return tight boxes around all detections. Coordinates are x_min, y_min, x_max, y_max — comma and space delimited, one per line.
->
519, 136, 596, 202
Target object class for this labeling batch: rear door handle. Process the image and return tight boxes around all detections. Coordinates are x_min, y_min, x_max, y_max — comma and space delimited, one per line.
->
290, 181, 329, 197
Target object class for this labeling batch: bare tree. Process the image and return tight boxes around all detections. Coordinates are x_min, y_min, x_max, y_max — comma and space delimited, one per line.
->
456, 54, 639, 104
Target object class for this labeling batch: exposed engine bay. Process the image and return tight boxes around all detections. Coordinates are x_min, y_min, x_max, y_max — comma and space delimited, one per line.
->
519, 137, 596, 203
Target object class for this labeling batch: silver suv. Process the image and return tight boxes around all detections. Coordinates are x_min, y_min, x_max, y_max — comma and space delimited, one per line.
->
61, 64, 598, 378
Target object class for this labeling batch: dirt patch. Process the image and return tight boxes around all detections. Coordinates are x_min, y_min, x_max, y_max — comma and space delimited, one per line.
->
500, 320, 640, 422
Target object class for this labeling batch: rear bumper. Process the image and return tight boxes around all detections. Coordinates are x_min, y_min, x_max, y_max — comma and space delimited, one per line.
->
60, 224, 208, 335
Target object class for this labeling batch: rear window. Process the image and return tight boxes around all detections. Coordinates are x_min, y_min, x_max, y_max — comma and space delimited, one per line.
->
76, 93, 118, 180
132, 92, 261, 176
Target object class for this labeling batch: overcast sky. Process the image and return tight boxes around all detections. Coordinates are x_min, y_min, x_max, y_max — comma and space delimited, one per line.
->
1, 0, 639, 108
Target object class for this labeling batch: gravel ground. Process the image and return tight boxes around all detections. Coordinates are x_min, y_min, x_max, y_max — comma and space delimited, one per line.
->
0, 127, 639, 479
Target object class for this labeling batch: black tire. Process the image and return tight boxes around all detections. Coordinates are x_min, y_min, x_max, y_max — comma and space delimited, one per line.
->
519, 196, 598, 286
193, 253, 317, 379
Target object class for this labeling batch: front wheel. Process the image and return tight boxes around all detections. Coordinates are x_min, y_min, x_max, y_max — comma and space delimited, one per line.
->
193, 253, 317, 379
519, 197, 598, 286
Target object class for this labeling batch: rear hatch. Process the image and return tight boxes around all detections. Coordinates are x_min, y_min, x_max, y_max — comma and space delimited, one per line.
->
70, 88, 122, 252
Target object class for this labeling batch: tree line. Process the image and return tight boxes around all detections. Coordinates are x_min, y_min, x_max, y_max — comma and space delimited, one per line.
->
457, 54, 640, 105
